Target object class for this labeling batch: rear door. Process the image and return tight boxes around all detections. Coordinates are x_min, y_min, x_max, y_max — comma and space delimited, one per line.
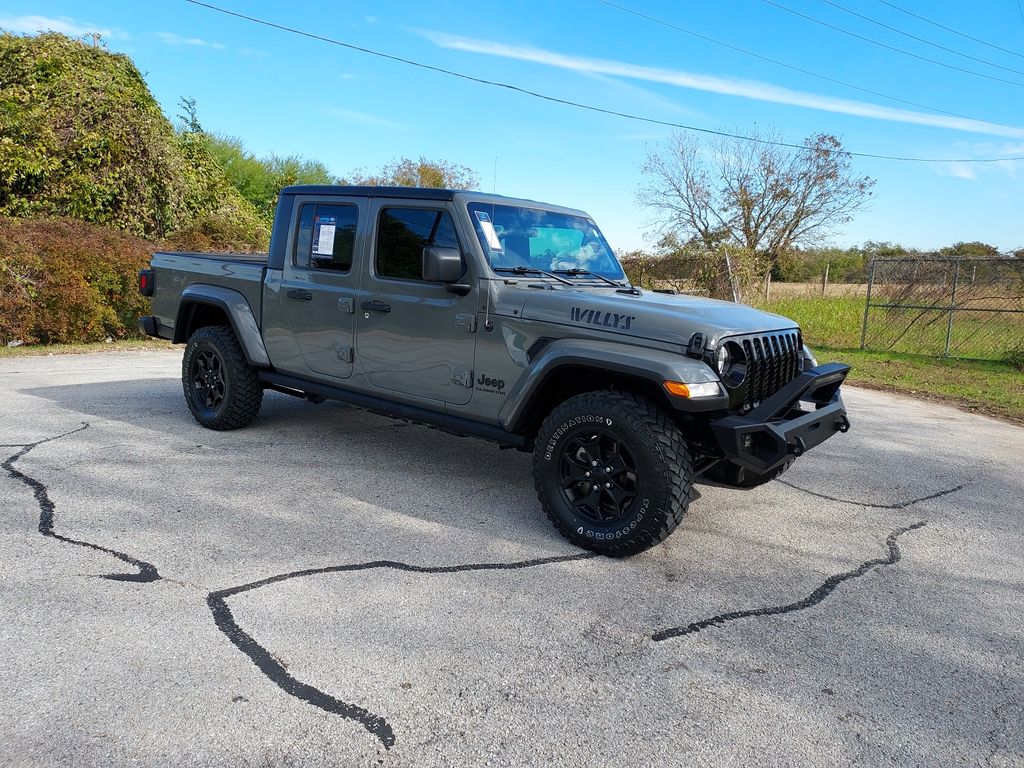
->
277, 195, 365, 380
355, 201, 478, 405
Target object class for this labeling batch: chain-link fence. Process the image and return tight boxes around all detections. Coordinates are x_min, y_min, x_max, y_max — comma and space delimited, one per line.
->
860, 257, 1024, 360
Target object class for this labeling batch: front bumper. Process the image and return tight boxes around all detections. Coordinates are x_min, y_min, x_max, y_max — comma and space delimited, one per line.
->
710, 362, 850, 474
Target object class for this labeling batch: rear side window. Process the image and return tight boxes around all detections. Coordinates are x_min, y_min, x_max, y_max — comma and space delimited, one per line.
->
376, 207, 460, 281
294, 203, 358, 271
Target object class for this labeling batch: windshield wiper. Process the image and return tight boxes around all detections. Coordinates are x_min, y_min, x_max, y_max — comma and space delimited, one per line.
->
552, 268, 627, 288
493, 265, 572, 285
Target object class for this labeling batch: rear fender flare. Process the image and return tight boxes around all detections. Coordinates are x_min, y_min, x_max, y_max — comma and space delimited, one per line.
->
173, 284, 270, 367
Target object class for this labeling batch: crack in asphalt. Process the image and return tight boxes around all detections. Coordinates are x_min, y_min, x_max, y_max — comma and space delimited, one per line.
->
207, 551, 598, 749
651, 481, 965, 642
653, 520, 928, 641
1, 423, 160, 582
777, 480, 965, 509
2, 421, 971, 751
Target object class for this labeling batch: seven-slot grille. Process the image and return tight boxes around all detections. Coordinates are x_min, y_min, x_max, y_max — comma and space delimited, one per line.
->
735, 329, 802, 412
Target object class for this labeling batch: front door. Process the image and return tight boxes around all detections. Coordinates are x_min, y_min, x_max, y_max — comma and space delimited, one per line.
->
278, 196, 365, 380
356, 202, 478, 405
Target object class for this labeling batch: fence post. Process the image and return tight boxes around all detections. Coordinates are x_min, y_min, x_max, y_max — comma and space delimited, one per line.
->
764, 272, 772, 301
944, 259, 961, 357
821, 262, 830, 296
860, 258, 876, 350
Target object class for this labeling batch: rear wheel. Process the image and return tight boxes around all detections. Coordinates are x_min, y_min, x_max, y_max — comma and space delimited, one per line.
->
533, 391, 695, 557
182, 325, 263, 430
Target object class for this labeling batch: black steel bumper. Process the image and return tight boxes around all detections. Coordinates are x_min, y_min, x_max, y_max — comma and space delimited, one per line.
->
710, 362, 851, 474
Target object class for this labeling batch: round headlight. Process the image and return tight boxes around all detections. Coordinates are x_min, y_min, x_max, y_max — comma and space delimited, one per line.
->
715, 341, 748, 388
715, 344, 731, 375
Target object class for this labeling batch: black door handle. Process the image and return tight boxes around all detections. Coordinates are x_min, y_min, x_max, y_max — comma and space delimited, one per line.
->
287, 289, 313, 302
361, 300, 391, 313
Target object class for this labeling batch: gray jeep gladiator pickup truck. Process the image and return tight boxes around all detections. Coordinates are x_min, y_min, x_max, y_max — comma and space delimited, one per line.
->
139, 185, 849, 556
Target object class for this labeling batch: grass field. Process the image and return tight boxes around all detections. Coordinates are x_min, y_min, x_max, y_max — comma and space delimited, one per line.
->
0, 338, 173, 358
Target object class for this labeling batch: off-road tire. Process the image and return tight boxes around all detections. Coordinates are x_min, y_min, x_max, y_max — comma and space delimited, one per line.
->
182, 325, 263, 430
533, 391, 695, 557
707, 458, 793, 489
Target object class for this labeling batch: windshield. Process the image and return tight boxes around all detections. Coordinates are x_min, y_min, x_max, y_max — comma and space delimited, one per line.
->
467, 202, 626, 281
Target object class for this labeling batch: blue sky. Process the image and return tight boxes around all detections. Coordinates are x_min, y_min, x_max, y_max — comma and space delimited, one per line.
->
3, 0, 1023, 252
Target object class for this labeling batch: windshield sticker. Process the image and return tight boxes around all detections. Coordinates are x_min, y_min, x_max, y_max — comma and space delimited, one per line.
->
474, 210, 503, 252
313, 215, 337, 256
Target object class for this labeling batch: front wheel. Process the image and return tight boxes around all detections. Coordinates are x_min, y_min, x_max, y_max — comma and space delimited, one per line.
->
181, 325, 263, 430
532, 391, 695, 557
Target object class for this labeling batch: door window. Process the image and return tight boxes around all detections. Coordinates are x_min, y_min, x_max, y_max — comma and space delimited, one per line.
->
294, 203, 358, 271
376, 208, 460, 281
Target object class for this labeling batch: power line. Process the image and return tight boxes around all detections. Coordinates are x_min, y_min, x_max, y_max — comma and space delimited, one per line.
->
874, 0, 1024, 61
763, 0, 1024, 88
183, 0, 1024, 164
818, 0, 1024, 76
598, 0, 985, 122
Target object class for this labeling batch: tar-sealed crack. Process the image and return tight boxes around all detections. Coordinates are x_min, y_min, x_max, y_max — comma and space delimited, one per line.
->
652, 481, 965, 641
208, 551, 597, 748
1, 423, 160, 582
777, 480, 965, 509
652, 520, 927, 641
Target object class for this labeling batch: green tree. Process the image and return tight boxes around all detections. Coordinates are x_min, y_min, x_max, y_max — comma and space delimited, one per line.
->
0, 32, 266, 247
205, 134, 334, 223
938, 241, 1001, 258
343, 156, 479, 189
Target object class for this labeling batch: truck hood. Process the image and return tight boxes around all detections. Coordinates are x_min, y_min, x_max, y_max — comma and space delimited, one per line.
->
516, 286, 797, 346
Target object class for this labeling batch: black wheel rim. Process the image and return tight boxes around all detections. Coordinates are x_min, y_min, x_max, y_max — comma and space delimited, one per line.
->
190, 348, 226, 410
557, 429, 639, 524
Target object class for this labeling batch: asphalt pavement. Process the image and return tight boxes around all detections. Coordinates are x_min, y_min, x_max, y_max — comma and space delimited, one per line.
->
0, 349, 1021, 767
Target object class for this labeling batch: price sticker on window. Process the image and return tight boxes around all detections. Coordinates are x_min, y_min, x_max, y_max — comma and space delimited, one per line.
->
475, 210, 503, 252
313, 215, 337, 256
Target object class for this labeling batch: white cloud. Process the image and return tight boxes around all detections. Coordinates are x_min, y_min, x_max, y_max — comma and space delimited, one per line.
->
323, 108, 404, 129
157, 32, 225, 50
0, 14, 115, 38
419, 30, 1024, 141
936, 142, 1024, 179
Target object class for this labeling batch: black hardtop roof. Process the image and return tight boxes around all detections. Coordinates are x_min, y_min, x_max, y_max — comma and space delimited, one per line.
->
278, 186, 590, 217
280, 185, 460, 200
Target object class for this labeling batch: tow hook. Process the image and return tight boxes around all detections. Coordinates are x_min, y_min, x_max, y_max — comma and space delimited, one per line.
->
790, 436, 807, 457
836, 414, 851, 433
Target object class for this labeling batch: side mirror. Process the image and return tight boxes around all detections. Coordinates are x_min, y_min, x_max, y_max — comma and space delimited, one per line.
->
422, 246, 464, 283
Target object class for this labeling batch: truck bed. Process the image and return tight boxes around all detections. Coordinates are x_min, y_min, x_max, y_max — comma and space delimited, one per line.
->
148, 251, 268, 338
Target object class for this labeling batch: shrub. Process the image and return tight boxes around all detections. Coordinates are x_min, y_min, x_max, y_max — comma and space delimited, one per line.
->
0, 32, 267, 249
0, 216, 154, 344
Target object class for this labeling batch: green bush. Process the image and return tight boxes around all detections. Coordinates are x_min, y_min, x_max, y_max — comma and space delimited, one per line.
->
0, 216, 154, 344
0, 32, 267, 248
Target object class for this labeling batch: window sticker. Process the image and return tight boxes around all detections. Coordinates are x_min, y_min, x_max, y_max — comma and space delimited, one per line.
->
475, 210, 503, 252
313, 215, 337, 256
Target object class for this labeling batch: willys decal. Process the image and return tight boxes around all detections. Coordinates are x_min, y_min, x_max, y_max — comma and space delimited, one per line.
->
570, 306, 635, 331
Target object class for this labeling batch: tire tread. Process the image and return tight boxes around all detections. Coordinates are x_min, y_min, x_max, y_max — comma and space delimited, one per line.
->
533, 390, 695, 557
182, 325, 263, 430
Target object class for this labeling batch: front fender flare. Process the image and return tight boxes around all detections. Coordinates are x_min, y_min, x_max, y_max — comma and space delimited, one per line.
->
499, 338, 726, 432
173, 284, 270, 367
